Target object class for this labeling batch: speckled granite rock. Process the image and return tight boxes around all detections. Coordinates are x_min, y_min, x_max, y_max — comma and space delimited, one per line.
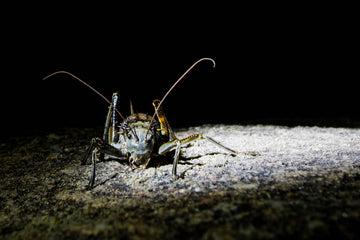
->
1, 125, 360, 239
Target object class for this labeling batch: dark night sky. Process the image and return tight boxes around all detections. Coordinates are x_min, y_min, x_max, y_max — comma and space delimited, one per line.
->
1, 4, 357, 138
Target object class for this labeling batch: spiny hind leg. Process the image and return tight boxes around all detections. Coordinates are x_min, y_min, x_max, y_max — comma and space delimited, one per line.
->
204, 135, 260, 156
180, 134, 260, 157
103, 92, 120, 143
159, 133, 244, 156
159, 133, 259, 178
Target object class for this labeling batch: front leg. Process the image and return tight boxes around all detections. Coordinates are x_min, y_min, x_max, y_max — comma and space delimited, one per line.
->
83, 137, 128, 188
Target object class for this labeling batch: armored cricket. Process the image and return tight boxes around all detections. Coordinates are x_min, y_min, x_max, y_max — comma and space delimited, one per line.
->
44, 58, 244, 188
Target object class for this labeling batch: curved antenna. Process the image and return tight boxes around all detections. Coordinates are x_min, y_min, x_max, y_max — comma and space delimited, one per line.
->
43, 71, 127, 122
146, 57, 216, 136
43, 71, 140, 141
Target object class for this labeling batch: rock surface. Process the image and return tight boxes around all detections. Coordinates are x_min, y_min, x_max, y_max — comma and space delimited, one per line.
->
1, 125, 360, 239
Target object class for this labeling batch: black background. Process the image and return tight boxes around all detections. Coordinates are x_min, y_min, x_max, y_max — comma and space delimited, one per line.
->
1, 3, 358, 138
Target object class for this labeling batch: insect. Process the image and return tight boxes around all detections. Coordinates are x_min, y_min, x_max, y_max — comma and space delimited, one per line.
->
44, 58, 246, 188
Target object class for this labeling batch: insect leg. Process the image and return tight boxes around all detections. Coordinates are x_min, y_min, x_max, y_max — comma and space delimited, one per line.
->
103, 92, 120, 143
89, 148, 97, 187
203, 136, 239, 156
97, 92, 120, 163
161, 134, 244, 156
159, 134, 203, 155
83, 137, 128, 188
205, 136, 260, 156
152, 99, 177, 141
82, 137, 98, 188
82, 138, 96, 165
159, 133, 258, 178
158, 134, 203, 178
172, 141, 181, 176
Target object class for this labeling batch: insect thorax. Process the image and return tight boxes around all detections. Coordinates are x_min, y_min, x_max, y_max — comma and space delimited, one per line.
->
121, 113, 158, 136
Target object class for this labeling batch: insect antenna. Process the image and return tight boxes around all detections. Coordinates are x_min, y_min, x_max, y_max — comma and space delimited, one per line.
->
146, 57, 216, 137
43, 71, 127, 121
43, 71, 139, 141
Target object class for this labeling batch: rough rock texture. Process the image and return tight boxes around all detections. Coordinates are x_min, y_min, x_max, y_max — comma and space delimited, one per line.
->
1, 125, 360, 239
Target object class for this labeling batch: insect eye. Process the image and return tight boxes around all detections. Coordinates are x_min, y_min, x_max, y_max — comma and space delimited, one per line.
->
127, 133, 132, 139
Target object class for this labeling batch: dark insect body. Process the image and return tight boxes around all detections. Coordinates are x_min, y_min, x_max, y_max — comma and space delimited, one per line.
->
44, 58, 244, 188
